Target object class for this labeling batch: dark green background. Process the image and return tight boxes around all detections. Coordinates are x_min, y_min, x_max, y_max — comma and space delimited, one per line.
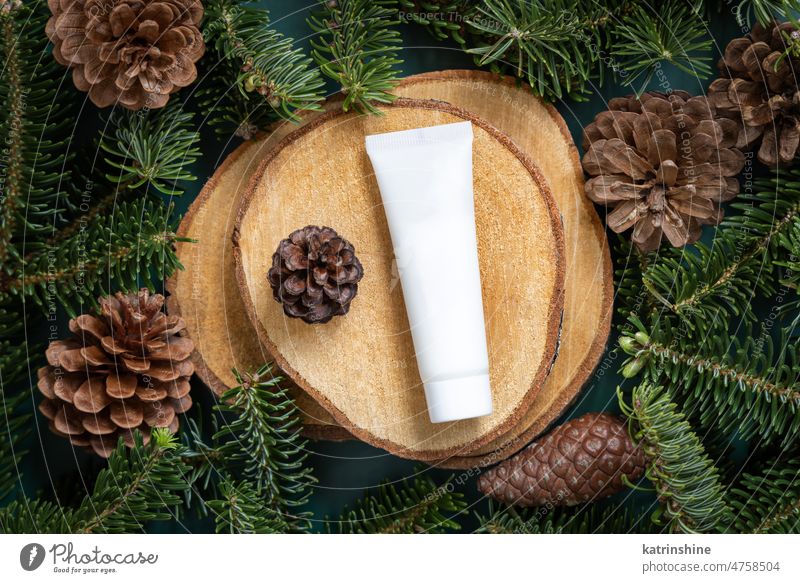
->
18, 2, 752, 532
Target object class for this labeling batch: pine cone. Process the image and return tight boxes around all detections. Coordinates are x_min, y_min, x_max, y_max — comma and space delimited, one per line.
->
709, 22, 800, 167
582, 91, 745, 252
478, 412, 646, 507
268, 225, 364, 324
45, 0, 205, 110
36, 289, 194, 457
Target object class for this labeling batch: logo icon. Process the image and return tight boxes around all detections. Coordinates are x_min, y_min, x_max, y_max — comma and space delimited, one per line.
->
20, 543, 46, 571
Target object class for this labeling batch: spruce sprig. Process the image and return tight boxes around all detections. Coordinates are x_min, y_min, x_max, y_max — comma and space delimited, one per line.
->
202, 0, 325, 129
0, 430, 189, 533
0, 199, 189, 317
207, 476, 289, 533
213, 367, 314, 511
465, 0, 593, 101
309, 0, 403, 113
476, 501, 651, 534
183, 365, 315, 532
332, 473, 466, 533
0, 3, 76, 263
620, 316, 800, 445
99, 103, 201, 197
624, 169, 800, 337
0, 389, 29, 501
735, 0, 800, 26
612, 2, 712, 91
620, 383, 732, 533
729, 454, 800, 533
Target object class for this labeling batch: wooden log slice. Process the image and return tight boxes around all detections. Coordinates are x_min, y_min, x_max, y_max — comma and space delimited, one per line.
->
234, 98, 565, 460
394, 71, 613, 468
166, 121, 350, 440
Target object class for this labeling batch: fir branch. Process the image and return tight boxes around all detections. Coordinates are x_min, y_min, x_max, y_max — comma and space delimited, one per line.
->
619, 316, 800, 445
214, 366, 314, 512
0, 5, 26, 264
1, 430, 189, 533
0, 198, 190, 317
613, 235, 659, 325
202, 0, 324, 131
207, 476, 289, 533
332, 473, 466, 533
776, 219, 800, 321
183, 365, 315, 532
735, 0, 800, 26
397, 0, 475, 43
475, 501, 651, 534
68, 430, 188, 533
619, 382, 732, 533
640, 234, 770, 337
0, 388, 29, 501
611, 1, 712, 91
729, 455, 800, 533
0, 498, 69, 534
0, 325, 27, 389
99, 103, 201, 197
627, 170, 800, 336
464, 0, 595, 101
0, 3, 76, 263
309, 0, 403, 113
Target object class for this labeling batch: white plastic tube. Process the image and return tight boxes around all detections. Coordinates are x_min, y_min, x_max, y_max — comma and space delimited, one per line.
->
365, 121, 492, 423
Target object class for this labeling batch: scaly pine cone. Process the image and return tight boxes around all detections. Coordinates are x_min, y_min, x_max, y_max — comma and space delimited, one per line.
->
268, 225, 364, 324
45, 0, 205, 110
709, 21, 800, 167
582, 91, 745, 252
478, 412, 647, 507
37, 289, 194, 457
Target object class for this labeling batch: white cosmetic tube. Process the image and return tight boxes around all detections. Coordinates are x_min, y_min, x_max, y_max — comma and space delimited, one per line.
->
365, 121, 492, 423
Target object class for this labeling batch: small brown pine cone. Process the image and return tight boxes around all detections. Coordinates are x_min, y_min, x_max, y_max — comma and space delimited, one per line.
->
37, 289, 194, 458
268, 225, 364, 324
582, 91, 745, 252
708, 21, 800, 167
478, 412, 647, 507
45, 0, 205, 110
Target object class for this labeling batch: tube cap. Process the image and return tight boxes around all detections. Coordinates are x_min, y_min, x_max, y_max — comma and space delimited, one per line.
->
423, 374, 493, 424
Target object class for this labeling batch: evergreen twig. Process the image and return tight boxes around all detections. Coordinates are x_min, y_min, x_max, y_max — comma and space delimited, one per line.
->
619, 316, 800, 445
475, 501, 651, 534
464, 0, 595, 101
0, 388, 29, 501
0, 3, 76, 263
0, 430, 189, 533
0, 199, 190, 317
202, 0, 324, 135
729, 454, 800, 533
99, 103, 201, 197
612, 2, 712, 91
619, 382, 732, 533
309, 0, 403, 113
331, 473, 466, 533
183, 365, 315, 532
207, 476, 289, 533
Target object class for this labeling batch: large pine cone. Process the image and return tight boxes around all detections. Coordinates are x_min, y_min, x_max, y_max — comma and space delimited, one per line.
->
582, 91, 745, 252
45, 0, 205, 110
268, 225, 364, 324
37, 289, 194, 457
709, 22, 800, 167
478, 412, 646, 507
